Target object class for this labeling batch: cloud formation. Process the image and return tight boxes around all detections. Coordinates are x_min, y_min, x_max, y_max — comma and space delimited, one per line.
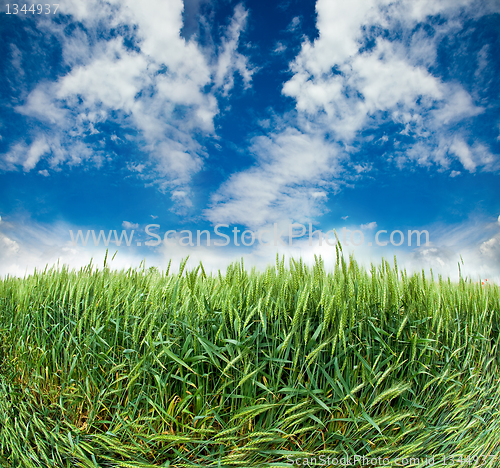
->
2, 0, 254, 207
2, 213, 499, 285
207, 127, 341, 228
207, 0, 499, 228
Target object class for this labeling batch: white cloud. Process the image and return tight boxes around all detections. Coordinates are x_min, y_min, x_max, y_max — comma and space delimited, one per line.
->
2, 1, 254, 208
56, 39, 149, 112
0, 224, 20, 256
404, 216, 500, 283
0, 217, 148, 278
287, 16, 301, 32
122, 221, 139, 230
448, 138, 498, 173
273, 42, 287, 54
171, 190, 193, 210
205, 0, 499, 232
159, 217, 500, 283
2, 215, 499, 285
206, 127, 340, 228
16, 85, 68, 125
213, 4, 254, 96
286, 215, 500, 284
353, 163, 372, 174
449, 138, 476, 172
281, 0, 496, 170
360, 222, 377, 230
1, 212, 499, 285
1, 137, 50, 172
23, 138, 50, 171
352, 39, 443, 113
431, 86, 483, 125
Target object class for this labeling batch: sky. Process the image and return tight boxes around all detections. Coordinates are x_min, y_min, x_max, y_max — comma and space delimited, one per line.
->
0, 0, 499, 281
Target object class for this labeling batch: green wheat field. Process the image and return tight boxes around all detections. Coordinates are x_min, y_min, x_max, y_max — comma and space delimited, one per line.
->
0, 249, 499, 467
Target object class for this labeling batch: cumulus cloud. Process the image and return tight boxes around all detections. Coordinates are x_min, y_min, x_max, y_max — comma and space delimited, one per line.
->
1, 0, 254, 206
207, 0, 498, 228
16, 85, 68, 125
282, 2, 490, 169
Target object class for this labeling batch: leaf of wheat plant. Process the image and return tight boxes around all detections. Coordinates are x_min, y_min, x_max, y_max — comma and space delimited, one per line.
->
0, 250, 499, 467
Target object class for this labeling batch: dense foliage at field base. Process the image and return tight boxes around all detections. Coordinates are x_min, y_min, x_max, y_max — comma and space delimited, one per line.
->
0, 252, 499, 468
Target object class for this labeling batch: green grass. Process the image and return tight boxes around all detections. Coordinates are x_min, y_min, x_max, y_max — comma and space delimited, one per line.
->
0, 251, 499, 467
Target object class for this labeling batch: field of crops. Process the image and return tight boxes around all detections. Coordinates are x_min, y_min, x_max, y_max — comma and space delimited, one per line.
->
0, 251, 499, 467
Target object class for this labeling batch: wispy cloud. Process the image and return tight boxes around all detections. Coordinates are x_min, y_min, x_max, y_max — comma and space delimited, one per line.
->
273, 42, 287, 54
206, 127, 341, 228
122, 221, 139, 230
287, 16, 301, 32
360, 222, 377, 230
213, 4, 255, 96
0, 137, 50, 172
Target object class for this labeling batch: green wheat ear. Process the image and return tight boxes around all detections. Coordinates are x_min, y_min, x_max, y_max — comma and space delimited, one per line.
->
0, 253, 498, 466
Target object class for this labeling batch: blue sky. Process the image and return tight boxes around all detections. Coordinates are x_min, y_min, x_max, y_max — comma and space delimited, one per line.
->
1, 0, 500, 281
